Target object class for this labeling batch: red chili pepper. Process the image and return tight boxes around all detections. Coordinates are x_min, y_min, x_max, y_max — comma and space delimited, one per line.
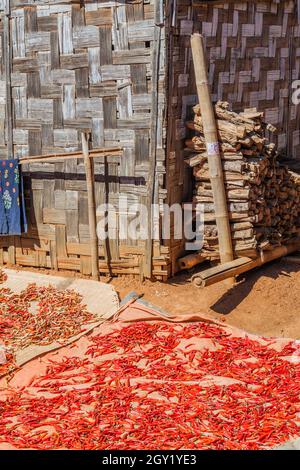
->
0, 316, 299, 450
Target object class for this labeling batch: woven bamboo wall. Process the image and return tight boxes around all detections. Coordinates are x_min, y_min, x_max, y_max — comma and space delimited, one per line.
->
166, 0, 300, 265
0, 0, 170, 280
0, 0, 299, 279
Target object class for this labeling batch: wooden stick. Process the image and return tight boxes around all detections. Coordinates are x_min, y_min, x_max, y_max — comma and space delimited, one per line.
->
191, 34, 234, 270
192, 238, 300, 288
19, 147, 122, 165
178, 252, 206, 271
144, 0, 162, 280
81, 133, 100, 281
3, 2, 13, 158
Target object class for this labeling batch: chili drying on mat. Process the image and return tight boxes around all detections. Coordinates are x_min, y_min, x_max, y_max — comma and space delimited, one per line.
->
0, 269, 96, 376
0, 303, 299, 450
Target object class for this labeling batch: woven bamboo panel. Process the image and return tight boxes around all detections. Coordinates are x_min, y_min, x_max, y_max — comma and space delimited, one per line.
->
166, 0, 300, 267
0, 0, 299, 280
0, 0, 170, 280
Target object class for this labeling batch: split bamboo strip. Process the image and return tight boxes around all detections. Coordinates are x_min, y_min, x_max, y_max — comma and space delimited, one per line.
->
144, 0, 162, 280
187, 100, 300, 258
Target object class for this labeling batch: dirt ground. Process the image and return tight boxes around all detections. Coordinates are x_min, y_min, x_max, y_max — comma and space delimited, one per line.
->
111, 258, 300, 339
8, 257, 300, 340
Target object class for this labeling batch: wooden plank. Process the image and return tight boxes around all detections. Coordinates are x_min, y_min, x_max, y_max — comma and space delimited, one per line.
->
55, 225, 67, 259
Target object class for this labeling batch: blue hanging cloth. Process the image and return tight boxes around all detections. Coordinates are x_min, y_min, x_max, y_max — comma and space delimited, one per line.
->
0, 159, 27, 236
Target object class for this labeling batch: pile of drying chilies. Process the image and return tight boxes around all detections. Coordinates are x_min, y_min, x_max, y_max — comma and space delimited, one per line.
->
0, 319, 299, 450
0, 270, 95, 376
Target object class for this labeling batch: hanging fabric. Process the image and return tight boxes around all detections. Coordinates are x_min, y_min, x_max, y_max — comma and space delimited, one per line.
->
0, 159, 27, 236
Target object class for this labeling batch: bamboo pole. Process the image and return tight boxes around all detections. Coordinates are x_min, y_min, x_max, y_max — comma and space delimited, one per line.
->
191, 34, 234, 270
191, 238, 300, 288
178, 252, 206, 271
81, 133, 100, 281
3, 1, 13, 158
144, 0, 162, 280
19, 147, 122, 165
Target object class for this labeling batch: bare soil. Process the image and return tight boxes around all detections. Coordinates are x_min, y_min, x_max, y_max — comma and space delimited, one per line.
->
111, 259, 300, 339
9, 258, 300, 339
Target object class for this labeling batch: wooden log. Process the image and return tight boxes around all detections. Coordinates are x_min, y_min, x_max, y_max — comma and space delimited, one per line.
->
195, 188, 252, 201
185, 151, 244, 167
191, 34, 234, 269
144, 0, 162, 280
82, 132, 100, 281
185, 137, 240, 153
3, 4, 13, 158
178, 252, 206, 271
203, 211, 258, 223
284, 255, 300, 264
202, 201, 252, 213
192, 238, 300, 288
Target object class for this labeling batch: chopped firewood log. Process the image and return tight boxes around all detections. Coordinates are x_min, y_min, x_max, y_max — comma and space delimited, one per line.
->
186, 100, 300, 259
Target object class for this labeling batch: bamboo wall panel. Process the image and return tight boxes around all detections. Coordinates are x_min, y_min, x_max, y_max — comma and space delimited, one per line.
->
0, 0, 170, 280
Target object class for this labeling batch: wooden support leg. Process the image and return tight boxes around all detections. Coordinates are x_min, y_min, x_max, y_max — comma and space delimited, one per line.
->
81, 132, 100, 281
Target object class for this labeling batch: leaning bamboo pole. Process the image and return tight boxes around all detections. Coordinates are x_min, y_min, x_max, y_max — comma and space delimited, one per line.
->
81, 133, 100, 281
190, 34, 234, 268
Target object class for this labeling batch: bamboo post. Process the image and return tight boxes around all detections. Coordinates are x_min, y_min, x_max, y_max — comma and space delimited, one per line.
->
81, 132, 100, 281
4, 1, 13, 158
144, 0, 162, 280
191, 34, 234, 278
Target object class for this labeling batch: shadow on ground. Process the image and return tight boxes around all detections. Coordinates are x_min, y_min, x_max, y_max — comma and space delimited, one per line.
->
210, 259, 300, 314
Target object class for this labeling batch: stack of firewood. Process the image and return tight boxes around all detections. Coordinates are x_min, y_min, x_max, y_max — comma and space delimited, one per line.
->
185, 101, 300, 258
